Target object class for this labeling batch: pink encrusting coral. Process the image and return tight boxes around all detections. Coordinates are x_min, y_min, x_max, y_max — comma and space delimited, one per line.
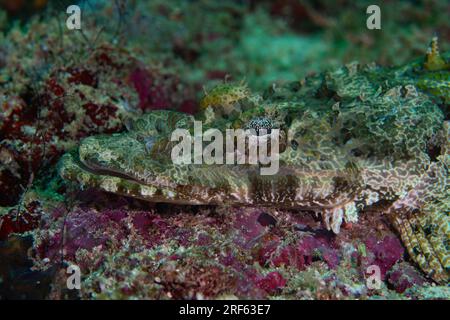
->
27, 195, 431, 299
387, 262, 427, 293
0, 43, 198, 208
1, 0, 449, 302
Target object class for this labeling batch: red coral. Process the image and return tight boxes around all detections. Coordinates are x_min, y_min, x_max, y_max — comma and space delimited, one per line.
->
257, 235, 339, 270
46, 78, 65, 96
0, 201, 42, 240
387, 262, 425, 293
82, 103, 119, 129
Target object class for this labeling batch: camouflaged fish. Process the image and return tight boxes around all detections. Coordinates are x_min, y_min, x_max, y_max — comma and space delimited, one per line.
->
59, 39, 449, 283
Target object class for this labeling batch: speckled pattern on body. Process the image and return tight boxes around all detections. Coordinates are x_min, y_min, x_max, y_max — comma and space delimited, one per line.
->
60, 46, 450, 284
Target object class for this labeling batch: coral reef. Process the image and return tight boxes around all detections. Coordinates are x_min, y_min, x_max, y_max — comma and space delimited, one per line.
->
15, 183, 444, 300
28, 195, 440, 299
0, 0, 449, 300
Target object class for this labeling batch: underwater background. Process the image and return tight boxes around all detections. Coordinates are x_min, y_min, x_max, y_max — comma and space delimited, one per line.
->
0, 0, 449, 299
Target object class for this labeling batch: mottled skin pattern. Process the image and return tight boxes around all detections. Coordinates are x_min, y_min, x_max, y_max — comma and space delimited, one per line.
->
60, 45, 449, 283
